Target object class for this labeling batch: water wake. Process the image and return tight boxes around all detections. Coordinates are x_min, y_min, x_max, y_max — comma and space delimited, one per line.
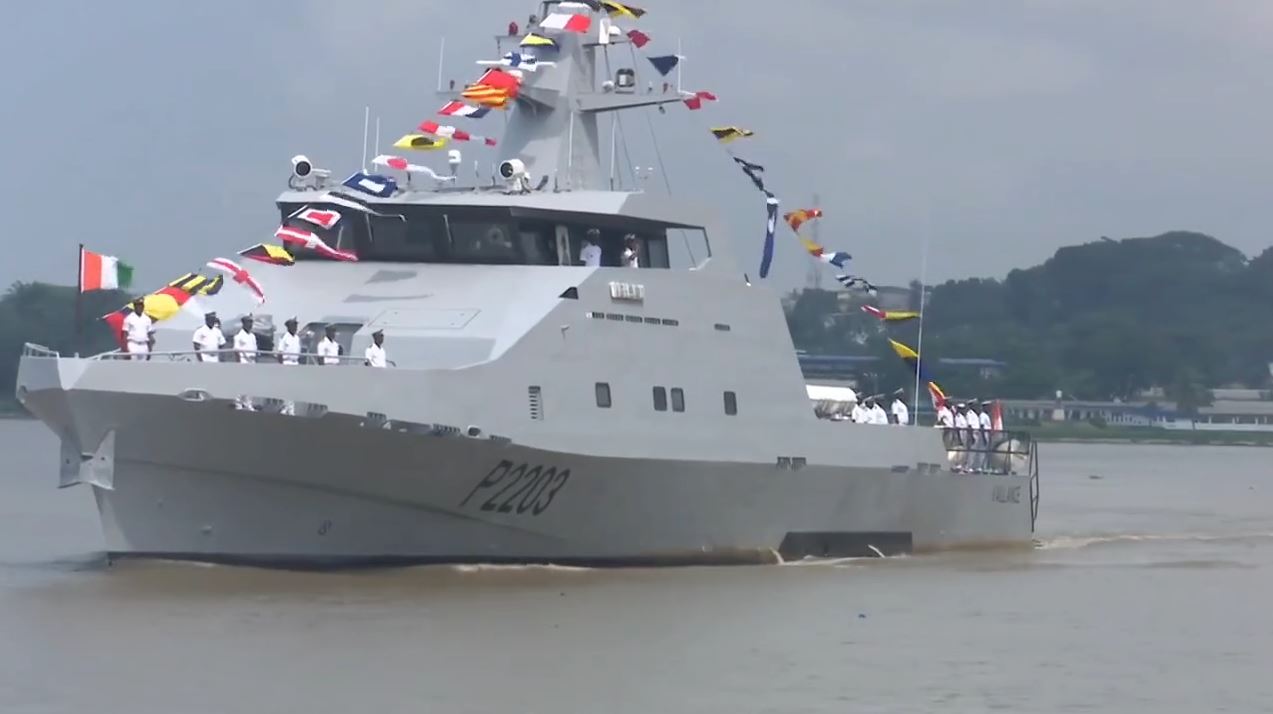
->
1034, 531, 1273, 551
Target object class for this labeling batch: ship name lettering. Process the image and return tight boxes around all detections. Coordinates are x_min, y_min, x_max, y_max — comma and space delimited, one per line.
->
460, 460, 571, 516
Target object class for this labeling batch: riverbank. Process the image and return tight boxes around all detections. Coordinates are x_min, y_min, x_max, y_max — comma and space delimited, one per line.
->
1027, 421, 1273, 447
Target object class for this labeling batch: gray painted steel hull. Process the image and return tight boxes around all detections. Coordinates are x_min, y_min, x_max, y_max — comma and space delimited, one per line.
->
17, 359, 1035, 567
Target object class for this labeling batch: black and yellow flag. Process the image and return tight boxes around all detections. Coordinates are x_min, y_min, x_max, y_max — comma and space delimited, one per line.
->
711, 126, 755, 144
238, 243, 295, 266
168, 273, 223, 296
602, 1, 646, 18
393, 133, 449, 151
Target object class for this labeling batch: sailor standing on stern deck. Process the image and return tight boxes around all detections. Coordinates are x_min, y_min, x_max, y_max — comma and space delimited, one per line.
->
121, 299, 152, 360
365, 329, 388, 368
191, 311, 225, 363
890, 388, 910, 425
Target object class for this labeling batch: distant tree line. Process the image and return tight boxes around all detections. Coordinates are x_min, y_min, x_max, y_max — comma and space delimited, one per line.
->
0, 283, 126, 408
785, 232, 1273, 402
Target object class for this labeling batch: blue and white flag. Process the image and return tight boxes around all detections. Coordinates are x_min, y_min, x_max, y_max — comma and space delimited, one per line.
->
341, 172, 397, 198
477, 52, 557, 72
760, 192, 779, 279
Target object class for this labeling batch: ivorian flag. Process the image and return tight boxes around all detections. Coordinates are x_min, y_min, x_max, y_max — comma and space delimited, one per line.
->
80, 247, 133, 292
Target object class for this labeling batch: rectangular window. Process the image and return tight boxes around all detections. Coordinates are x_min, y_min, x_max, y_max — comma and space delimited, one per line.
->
595, 382, 612, 408
714, 323, 731, 332
624, 315, 643, 323
653, 386, 667, 411
671, 388, 685, 413
724, 391, 737, 416
661, 318, 679, 327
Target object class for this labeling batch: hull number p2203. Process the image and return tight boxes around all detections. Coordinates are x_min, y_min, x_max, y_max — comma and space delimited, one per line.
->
460, 460, 571, 516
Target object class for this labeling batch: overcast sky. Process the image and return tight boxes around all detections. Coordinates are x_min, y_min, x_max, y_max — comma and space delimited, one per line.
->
3, 0, 1272, 292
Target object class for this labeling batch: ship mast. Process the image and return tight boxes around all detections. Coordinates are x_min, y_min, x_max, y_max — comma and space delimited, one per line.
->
495, 6, 685, 191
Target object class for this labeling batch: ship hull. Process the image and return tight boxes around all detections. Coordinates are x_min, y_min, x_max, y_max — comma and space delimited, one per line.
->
21, 378, 1036, 568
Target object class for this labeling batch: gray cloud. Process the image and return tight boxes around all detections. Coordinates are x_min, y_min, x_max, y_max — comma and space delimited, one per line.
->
2, 0, 1270, 294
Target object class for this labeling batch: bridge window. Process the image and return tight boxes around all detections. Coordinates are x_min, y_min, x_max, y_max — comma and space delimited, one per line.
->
671, 388, 685, 413
595, 382, 612, 408
653, 386, 667, 411
724, 391, 738, 416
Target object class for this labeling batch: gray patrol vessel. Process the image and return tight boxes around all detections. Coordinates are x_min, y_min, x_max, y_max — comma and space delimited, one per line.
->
15, 2, 1039, 567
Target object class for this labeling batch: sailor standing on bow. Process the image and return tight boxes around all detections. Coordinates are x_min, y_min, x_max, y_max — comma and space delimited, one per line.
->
316, 325, 341, 366
233, 316, 258, 364
277, 317, 302, 366
191, 311, 225, 363
276, 317, 302, 415
231, 316, 259, 411
890, 388, 910, 425
121, 299, 153, 360
364, 329, 388, 368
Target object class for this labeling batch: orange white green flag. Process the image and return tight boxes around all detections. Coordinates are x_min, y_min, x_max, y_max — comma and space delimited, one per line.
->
79, 247, 133, 292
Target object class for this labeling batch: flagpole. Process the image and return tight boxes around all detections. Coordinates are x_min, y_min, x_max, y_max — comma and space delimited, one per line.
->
912, 217, 931, 422
361, 106, 370, 173
676, 37, 683, 95
436, 37, 446, 93
74, 243, 83, 357
374, 116, 381, 158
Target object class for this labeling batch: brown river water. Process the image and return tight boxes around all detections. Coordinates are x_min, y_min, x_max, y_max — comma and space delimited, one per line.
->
1, 420, 1270, 713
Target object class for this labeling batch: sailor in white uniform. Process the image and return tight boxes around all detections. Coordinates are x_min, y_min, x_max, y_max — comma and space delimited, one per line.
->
965, 401, 986, 472
622, 234, 640, 268
232, 316, 258, 410
364, 329, 388, 368
277, 317, 302, 415
850, 399, 869, 424
233, 316, 258, 363
277, 317, 302, 366
859, 397, 884, 425
316, 325, 341, 366
120, 299, 152, 360
978, 400, 996, 473
890, 388, 910, 425
191, 312, 225, 363
579, 237, 601, 267
952, 403, 970, 471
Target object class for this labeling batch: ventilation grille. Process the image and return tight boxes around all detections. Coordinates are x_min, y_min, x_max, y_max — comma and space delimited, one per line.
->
528, 386, 543, 420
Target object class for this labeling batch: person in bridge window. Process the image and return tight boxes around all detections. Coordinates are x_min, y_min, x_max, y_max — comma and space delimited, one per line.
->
121, 299, 152, 360
192, 312, 226, 363
316, 325, 341, 366
622, 234, 640, 268
890, 389, 910, 425
365, 329, 388, 368
580, 232, 602, 266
